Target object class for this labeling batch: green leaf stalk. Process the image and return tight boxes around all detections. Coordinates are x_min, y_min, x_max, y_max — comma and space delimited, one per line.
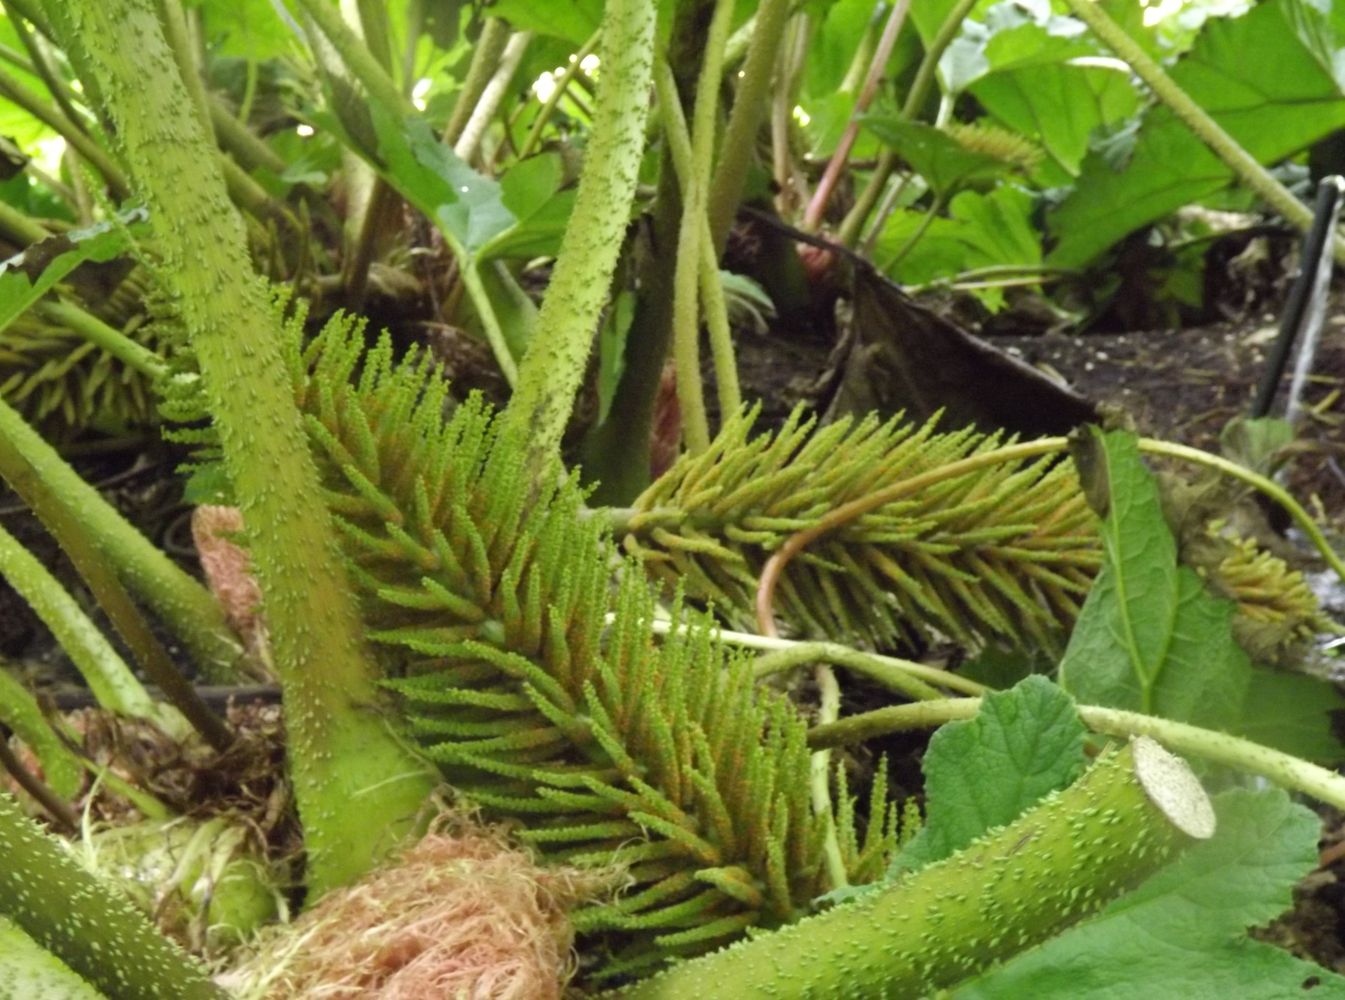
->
0, 393, 244, 682
0, 792, 226, 1000
0, 915, 105, 1000
0, 518, 182, 736
42, 0, 436, 894
808, 697, 1345, 813
611, 738, 1213, 999
499, 0, 657, 469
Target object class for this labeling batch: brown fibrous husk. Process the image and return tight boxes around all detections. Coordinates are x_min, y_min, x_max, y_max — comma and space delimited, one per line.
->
231, 820, 615, 999
191, 504, 268, 660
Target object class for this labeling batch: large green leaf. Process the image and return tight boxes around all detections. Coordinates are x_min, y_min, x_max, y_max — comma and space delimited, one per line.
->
490, 0, 603, 44
940, 6, 1098, 94
189, 0, 297, 61
876, 185, 1041, 310
1060, 429, 1252, 726
371, 110, 575, 267
873, 206, 965, 280
893, 676, 1087, 872
371, 108, 515, 259
971, 61, 1139, 181
1049, 0, 1345, 265
1059, 429, 1345, 760
480, 152, 577, 261
954, 788, 1343, 999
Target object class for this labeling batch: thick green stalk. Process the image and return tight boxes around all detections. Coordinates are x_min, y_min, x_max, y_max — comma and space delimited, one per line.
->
0, 519, 183, 736
518, 30, 600, 159
500, 0, 657, 467
671, 0, 736, 454
36, 300, 166, 379
1063, 0, 1343, 263
47, 0, 435, 893
0, 64, 128, 198
0, 916, 105, 1000
613, 738, 1212, 998
0, 395, 244, 682
706, 0, 790, 253
808, 697, 1345, 812
0, 792, 226, 1000
443, 17, 511, 146
0, 410, 232, 750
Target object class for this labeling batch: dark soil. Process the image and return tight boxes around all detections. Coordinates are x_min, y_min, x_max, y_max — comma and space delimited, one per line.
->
997, 312, 1345, 529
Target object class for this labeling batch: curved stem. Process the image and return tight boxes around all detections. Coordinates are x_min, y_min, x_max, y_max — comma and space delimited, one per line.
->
671, 0, 737, 455
1138, 438, 1345, 584
803, 0, 913, 232
707, 0, 790, 253
755, 433, 1345, 637
807, 696, 1345, 812
519, 30, 600, 160
445, 18, 513, 147
756, 438, 1067, 634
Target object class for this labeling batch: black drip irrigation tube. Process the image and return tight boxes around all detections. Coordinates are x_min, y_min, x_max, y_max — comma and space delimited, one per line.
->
1250, 176, 1344, 422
